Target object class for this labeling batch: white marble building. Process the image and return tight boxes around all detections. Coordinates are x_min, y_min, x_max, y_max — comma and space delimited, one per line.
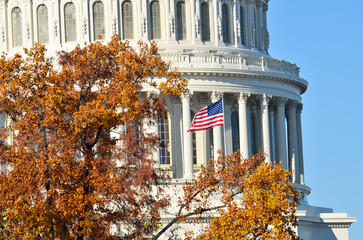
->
0, 0, 356, 239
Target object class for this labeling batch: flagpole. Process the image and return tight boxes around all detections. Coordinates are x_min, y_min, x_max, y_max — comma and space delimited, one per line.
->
221, 96, 227, 156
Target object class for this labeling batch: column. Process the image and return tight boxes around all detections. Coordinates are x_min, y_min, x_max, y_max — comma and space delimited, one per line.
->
246, 0, 253, 47
194, 0, 201, 42
238, 93, 250, 159
276, 97, 288, 169
181, 92, 194, 179
224, 105, 233, 155
297, 103, 305, 185
269, 105, 276, 163
263, 3, 269, 53
256, 0, 263, 50
171, 96, 183, 178
287, 101, 300, 183
211, 91, 223, 160
260, 94, 271, 163
232, 0, 239, 47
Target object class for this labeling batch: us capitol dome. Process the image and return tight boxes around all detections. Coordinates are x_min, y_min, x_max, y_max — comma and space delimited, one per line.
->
0, 0, 356, 239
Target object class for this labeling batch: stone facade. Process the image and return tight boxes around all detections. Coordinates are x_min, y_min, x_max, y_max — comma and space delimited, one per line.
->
0, 0, 356, 239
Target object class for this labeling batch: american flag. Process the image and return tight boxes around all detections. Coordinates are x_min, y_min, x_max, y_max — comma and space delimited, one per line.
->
188, 99, 224, 132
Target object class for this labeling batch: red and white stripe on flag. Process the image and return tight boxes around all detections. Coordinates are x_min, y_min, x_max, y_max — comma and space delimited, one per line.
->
187, 99, 224, 132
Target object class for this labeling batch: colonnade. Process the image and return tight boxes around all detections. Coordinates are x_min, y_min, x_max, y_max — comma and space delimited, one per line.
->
180, 91, 305, 185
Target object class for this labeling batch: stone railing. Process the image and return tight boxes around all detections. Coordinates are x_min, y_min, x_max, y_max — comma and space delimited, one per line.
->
160, 52, 300, 77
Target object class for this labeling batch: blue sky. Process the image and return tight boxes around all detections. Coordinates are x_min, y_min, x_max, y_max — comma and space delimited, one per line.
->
268, 1, 363, 239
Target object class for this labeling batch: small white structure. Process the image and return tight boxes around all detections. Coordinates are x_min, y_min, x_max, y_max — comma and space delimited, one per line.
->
0, 0, 356, 239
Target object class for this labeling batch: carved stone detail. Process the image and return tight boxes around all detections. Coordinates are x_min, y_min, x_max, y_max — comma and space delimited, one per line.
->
224, 93, 234, 105
236, 19, 241, 39
141, 16, 147, 35
26, 22, 31, 40
169, 16, 175, 35
238, 92, 250, 104
195, 16, 200, 37
210, 91, 223, 102
82, 18, 88, 36
252, 27, 256, 45
1, 26, 5, 43
171, 95, 181, 104
276, 97, 288, 107
53, 20, 58, 38
286, 101, 298, 111
197, 92, 209, 104
297, 103, 303, 113
112, 17, 118, 35
181, 91, 193, 102
217, 16, 222, 39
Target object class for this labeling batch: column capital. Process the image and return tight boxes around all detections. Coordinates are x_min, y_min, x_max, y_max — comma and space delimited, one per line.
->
297, 103, 303, 113
238, 92, 250, 104
276, 97, 288, 107
257, 94, 271, 106
286, 101, 298, 111
210, 91, 224, 102
181, 91, 193, 102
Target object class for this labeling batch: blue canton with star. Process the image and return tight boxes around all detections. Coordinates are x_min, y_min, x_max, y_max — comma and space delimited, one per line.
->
208, 99, 223, 116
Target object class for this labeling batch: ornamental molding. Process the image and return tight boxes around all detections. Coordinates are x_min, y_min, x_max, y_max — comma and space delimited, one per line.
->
286, 101, 299, 111
181, 91, 193, 102
210, 91, 223, 102
276, 97, 288, 107
318, 223, 353, 229
197, 92, 209, 104
179, 71, 307, 94
238, 92, 250, 104
0, 25, 5, 43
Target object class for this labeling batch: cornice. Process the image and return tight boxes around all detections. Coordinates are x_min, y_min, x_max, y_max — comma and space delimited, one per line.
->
179, 71, 308, 94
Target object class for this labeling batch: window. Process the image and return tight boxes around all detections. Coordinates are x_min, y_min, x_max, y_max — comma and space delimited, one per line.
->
240, 7, 245, 45
93, 1, 105, 40
150, 1, 161, 39
122, 1, 134, 39
37, 5, 49, 43
231, 111, 239, 153
176, 1, 187, 41
64, 3, 77, 42
191, 111, 197, 164
12, 8, 22, 47
201, 2, 210, 42
159, 114, 171, 165
222, 4, 230, 43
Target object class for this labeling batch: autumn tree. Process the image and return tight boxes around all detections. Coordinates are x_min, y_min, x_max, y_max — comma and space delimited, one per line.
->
156, 150, 304, 240
0, 36, 187, 239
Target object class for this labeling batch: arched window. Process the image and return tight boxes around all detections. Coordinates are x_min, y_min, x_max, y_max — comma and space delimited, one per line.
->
201, 2, 210, 42
150, 1, 161, 40
176, 1, 187, 41
64, 3, 77, 42
12, 8, 22, 47
93, 1, 105, 40
231, 111, 239, 153
37, 5, 49, 43
122, 0, 134, 39
222, 4, 230, 43
159, 114, 171, 165
240, 7, 245, 45
191, 111, 197, 164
